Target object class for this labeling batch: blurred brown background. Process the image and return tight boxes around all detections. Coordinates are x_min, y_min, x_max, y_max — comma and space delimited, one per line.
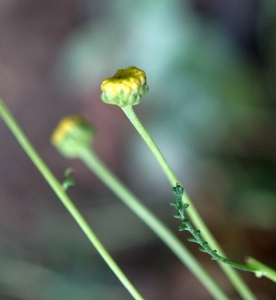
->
0, 0, 276, 299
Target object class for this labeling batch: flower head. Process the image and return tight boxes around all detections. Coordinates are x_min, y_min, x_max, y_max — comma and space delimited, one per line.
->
100, 66, 149, 107
51, 115, 95, 158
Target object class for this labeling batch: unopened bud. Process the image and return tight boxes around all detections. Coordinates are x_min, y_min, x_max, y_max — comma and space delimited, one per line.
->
51, 115, 95, 158
100, 66, 149, 107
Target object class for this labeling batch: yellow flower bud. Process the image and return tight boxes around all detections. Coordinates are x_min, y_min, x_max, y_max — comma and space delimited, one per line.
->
100, 66, 149, 107
51, 115, 95, 158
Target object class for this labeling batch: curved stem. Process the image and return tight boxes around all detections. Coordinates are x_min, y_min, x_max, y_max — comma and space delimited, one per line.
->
122, 105, 257, 300
0, 100, 144, 300
78, 147, 229, 300
172, 185, 258, 273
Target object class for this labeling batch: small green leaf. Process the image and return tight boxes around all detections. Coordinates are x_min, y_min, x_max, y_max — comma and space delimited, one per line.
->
179, 225, 188, 231
172, 184, 184, 206
199, 247, 207, 253
183, 203, 189, 210
173, 213, 182, 219
62, 168, 75, 190
187, 237, 198, 243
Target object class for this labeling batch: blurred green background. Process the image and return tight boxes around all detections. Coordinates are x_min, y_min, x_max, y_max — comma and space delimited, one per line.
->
0, 0, 276, 299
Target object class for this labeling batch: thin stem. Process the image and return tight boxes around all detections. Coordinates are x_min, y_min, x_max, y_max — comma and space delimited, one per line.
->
122, 105, 257, 300
246, 257, 276, 282
0, 100, 144, 300
78, 147, 230, 300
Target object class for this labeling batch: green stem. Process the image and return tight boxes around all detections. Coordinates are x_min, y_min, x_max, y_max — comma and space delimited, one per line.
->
246, 257, 276, 282
0, 100, 144, 300
78, 147, 229, 300
122, 105, 256, 300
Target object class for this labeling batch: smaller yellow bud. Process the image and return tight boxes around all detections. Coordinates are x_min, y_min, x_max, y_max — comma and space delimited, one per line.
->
100, 66, 149, 107
51, 115, 95, 158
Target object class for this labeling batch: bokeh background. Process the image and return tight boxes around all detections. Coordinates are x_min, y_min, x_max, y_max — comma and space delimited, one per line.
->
1, 0, 276, 299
